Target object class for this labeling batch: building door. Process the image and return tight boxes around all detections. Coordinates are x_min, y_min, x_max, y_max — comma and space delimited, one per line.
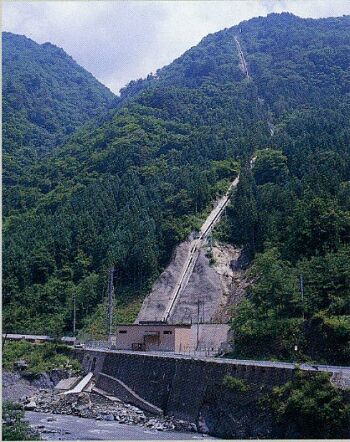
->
144, 333, 159, 351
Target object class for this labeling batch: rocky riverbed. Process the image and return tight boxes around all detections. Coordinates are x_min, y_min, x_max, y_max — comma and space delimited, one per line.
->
3, 370, 197, 436
26, 411, 212, 440
22, 389, 196, 433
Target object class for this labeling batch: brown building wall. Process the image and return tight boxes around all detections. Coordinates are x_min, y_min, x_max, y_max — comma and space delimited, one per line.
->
115, 325, 191, 352
174, 327, 192, 352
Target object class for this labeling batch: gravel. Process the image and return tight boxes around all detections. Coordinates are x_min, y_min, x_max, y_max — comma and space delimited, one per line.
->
20, 387, 196, 433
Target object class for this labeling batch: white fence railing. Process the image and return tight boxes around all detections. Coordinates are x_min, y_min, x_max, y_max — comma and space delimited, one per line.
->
84, 340, 110, 350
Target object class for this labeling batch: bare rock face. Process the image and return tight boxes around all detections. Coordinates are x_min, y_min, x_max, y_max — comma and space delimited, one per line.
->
210, 243, 251, 323
136, 239, 193, 323
2, 371, 39, 402
2, 369, 77, 403
24, 400, 37, 410
14, 360, 28, 370
136, 237, 249, 325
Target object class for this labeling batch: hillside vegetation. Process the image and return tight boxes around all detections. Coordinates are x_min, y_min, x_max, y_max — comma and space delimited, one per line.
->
3, 31, 115, 211
2, 341, 81, 374
226, 14, 350, 364
3, 13, 350, 364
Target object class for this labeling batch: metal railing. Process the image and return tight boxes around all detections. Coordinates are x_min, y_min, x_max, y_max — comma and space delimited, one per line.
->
176, 343, 221, 357
84, 340, 110, 350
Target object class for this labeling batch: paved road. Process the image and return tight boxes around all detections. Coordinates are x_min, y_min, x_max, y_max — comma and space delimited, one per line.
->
163, 176, 240, 322
26, 412, 213, 440
81, 348, 350, 375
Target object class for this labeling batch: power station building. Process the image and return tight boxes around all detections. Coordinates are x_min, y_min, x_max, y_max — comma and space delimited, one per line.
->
115, 323, 231, 354
115, 324, 192, 352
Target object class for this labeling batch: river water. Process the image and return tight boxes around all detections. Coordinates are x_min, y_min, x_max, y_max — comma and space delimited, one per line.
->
26, 411, 212, 440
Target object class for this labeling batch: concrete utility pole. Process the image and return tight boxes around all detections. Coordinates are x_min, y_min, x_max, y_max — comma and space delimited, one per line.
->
107, 266, 115, 337
73, 294, 76, 336
196, 299, 201, 350
300, 275, 305, 321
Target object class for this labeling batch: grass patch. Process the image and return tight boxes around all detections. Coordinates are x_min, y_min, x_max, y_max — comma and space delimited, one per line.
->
2, 340, 81, 374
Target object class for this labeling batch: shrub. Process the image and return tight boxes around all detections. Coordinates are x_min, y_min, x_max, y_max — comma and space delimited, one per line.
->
2, 341, 81, 374
268, 370, 350, 438
222, 375, 250, 392
2, 401, 40, 440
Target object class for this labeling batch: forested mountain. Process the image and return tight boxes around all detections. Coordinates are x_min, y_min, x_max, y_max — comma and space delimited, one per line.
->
3, 32, 115, 191
3, 14, 350, 364
225, 14, 350, 364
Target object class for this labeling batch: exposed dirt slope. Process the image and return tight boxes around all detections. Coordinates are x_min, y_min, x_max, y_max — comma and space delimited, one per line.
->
136, 238, 193, 323
210, 243, 250, 322
136, 239, 248, 324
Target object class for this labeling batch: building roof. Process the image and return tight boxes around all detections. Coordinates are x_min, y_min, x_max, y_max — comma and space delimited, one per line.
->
116, 323, 192, 328
3, 334, 53, 340
61, 336, 77, 342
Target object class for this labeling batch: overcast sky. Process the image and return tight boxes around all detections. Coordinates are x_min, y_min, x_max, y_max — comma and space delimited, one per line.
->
4, 1, 350, 94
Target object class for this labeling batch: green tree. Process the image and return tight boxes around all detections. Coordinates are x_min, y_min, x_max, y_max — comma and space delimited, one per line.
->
230, 165, 258, 254
253, 149, 289, 185
269, 371, 350, 438
2, 402, 40, 441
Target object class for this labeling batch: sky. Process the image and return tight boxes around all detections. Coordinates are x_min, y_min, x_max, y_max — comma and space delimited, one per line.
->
3, 1, 350, 94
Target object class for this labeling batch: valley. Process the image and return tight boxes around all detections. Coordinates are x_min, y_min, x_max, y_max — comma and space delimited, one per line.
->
2, 9, 350, 440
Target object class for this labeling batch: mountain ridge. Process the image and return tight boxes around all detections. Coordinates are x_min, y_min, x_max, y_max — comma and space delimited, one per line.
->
2, 31, 116, 194
3, 13, 350, 364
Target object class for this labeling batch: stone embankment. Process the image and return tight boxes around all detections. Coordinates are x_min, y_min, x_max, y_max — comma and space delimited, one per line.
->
76, 349, 350, 439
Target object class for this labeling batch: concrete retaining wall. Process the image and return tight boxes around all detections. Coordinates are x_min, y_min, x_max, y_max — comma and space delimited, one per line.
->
96, 373, 163, 415
74, 350, 293, 421
73, 350, 349, 438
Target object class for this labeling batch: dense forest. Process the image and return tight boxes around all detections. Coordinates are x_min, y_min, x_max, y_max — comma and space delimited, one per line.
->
3, 32, 115, 200
226, 14, 350, 364
3, 13, 350, 364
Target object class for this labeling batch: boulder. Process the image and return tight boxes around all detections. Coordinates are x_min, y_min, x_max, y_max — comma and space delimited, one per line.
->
14, 360, 28, 370
103, 414, 114, 421
24, 401, 36, 410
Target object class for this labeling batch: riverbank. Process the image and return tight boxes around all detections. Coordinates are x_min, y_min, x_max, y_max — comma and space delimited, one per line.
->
26, 411, 212, 440
3, 370, 200, 438
24, 388, 196, 433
